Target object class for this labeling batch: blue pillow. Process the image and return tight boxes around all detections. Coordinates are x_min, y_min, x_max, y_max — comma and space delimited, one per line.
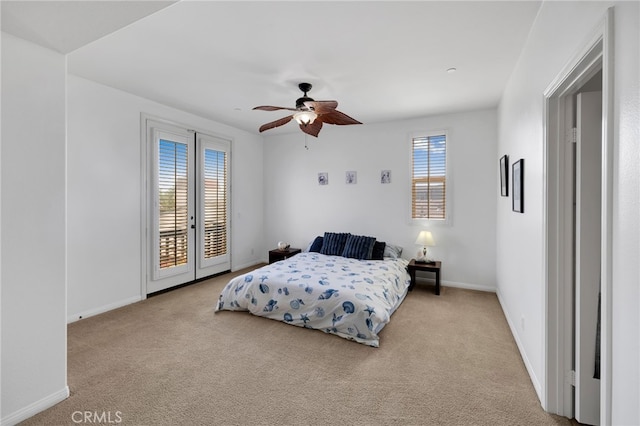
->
309, 236, 324, 253
320, 232, 350, 256
342, 235, 376, 260
371, 241, 386, 260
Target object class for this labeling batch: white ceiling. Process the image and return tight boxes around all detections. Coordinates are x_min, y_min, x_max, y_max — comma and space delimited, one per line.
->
2, 0, 542, 136
1, 1, 177, 54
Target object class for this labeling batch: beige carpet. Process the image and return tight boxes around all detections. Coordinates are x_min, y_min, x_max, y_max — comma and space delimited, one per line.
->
22, 266, 570, 426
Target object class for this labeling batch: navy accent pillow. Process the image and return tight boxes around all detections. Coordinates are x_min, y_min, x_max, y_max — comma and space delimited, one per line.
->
320, 232, 350, 256
342, 235, 377, 260
309, 236, 324, 252
371, 241, 386, 260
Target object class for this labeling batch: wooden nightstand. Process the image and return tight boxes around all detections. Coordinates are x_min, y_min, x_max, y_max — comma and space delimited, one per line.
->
408, 259, 442, 295
268, 248, 301, 264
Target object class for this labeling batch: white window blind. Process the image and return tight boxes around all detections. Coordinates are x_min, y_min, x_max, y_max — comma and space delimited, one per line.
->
412, 134, 447, 220
202, 148, 228, 259
158, 139, 189, 269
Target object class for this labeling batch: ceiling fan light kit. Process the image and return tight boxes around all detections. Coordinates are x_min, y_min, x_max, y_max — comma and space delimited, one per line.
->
253, 82, 362, 137
293, 110, 317, 126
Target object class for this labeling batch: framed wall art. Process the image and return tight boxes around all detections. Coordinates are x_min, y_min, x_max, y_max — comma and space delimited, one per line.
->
345, 171, 357, 184
512, 159, 524, 213
500, 155, 508, 196
381, 170, 391, 184
318, 172, 328, 185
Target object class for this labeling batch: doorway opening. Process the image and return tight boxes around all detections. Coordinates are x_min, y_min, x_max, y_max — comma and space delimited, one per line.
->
543, 10, 613, 426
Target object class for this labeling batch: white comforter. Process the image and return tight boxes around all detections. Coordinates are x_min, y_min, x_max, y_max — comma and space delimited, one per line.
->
215, 252, 410, 347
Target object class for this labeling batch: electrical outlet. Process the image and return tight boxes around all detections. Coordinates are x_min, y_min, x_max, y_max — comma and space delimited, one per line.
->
520, 315, 525, 330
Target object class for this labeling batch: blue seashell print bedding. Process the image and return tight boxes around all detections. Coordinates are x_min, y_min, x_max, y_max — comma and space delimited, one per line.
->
215, 252, 410, 347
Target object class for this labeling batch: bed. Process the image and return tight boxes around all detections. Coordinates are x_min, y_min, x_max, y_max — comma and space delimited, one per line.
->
215, 234, 410, 347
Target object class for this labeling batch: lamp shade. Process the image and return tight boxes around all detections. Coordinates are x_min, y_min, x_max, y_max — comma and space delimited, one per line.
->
415, 230, 435, 247
293, 110, 317, 125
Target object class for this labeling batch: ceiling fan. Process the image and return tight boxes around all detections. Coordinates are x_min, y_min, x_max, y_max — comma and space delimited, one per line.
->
253, 83, 362, 137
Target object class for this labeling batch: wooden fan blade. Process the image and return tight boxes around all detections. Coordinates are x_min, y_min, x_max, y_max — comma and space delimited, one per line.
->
253, 105, 297, 112
258, 115, 294, 132
304, 100, 338, 114
300, 120, 323, 137
318, 109, 362, 126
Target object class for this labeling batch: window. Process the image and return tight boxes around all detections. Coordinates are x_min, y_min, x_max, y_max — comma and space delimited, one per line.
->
202, 147, 228, 260
411, 133, 447, 220
158, 139, 190, 269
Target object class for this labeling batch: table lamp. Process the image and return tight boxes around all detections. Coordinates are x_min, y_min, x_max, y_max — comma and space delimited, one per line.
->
415, 231, 435, 263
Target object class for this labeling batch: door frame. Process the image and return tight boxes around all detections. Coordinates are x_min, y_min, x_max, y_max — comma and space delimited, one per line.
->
140, 113, 233, 298
542, 9, 613, 424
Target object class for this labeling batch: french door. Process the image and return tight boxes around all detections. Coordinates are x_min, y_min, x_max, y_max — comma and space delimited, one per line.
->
145, 119, 230, 294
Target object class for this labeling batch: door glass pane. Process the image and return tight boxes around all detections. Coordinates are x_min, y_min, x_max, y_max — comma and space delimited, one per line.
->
158, 139, 189, 269
203, 148, 227, 259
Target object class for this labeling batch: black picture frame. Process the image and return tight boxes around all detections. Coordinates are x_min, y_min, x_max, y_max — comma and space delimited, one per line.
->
500, 155, 509, 196
512, 159, 524, 213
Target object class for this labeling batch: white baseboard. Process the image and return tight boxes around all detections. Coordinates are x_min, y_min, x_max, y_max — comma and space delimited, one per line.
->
1, 386, 69, 426
442, 279, 496, 293
67, 295, 142, 323
67, 265, 268, 324
414, 276, 496, 293
231, 259, 265, 272
496, 288, 542, 400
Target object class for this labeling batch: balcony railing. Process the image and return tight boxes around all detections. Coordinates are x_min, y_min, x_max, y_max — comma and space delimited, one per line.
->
159, 223, 227, 269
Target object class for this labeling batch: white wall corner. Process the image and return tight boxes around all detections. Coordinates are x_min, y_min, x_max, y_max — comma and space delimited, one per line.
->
0, 386, 69, 426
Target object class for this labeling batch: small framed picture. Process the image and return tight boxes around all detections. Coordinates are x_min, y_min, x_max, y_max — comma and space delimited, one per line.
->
512, 159, 524, 213
500, 155, 509, 196
381, 170, 391, 184
345, 171, 357, 184
318, 172, 328, 185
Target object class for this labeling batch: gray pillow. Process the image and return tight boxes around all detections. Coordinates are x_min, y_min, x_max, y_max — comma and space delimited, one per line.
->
383, 243, 403, 259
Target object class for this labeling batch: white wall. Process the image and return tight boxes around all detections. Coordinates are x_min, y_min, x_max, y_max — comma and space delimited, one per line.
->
264, 109, 498, 291
497, 2, 639, 424
1, 23, 3, 425
0, 23, 3, 426
67, 75, 264, 322
610, 2, 639, 422
1, 33, 69, 424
